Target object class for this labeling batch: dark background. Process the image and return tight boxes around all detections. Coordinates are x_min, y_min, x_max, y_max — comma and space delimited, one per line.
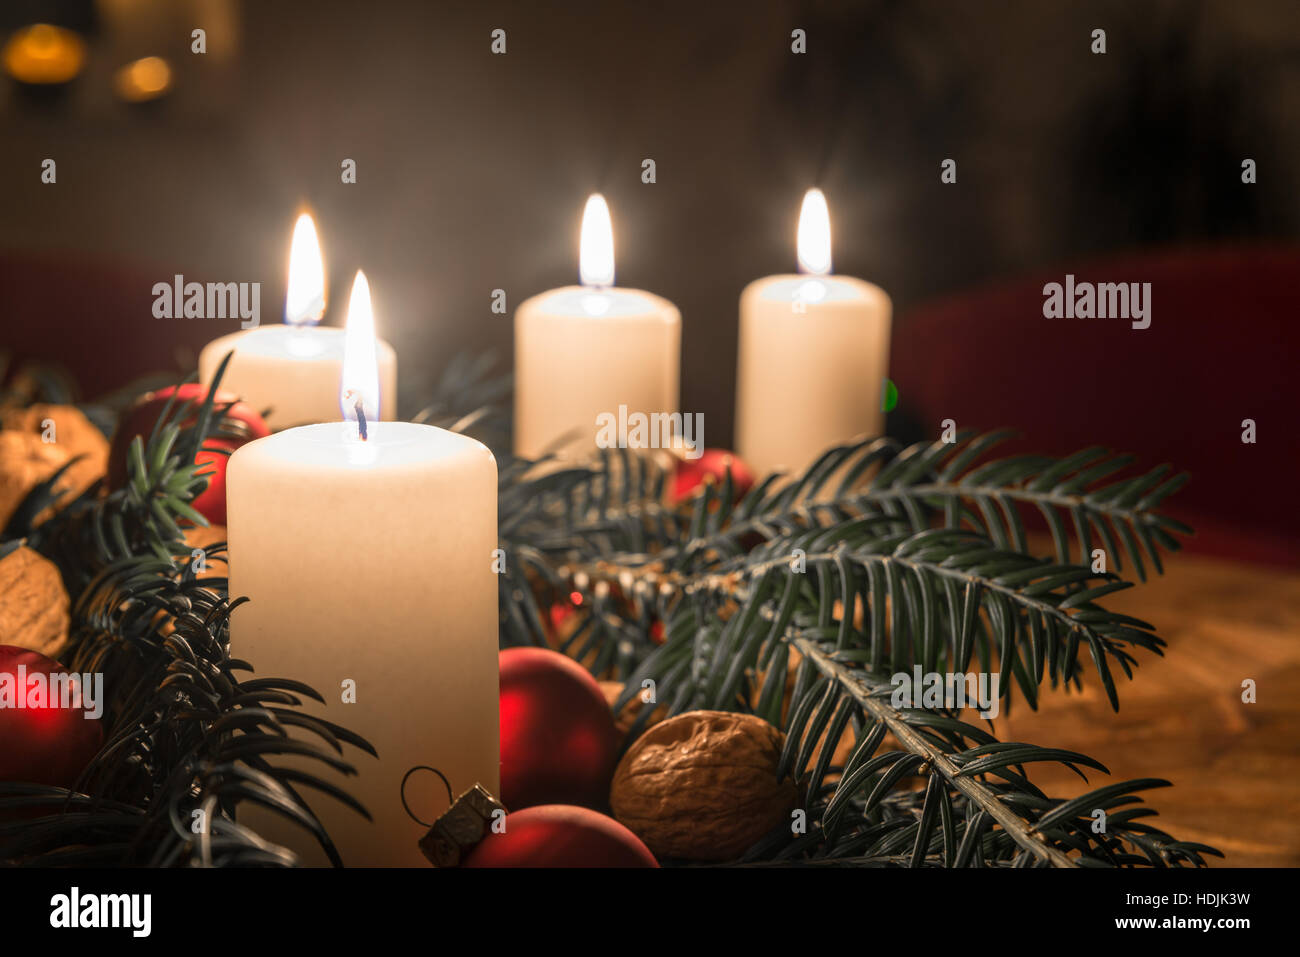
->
2, 0, 1297, 557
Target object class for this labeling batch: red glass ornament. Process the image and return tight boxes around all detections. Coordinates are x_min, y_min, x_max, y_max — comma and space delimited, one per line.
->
462, 804, 658, 868
107, 383, 270, 525
498, 647, 619, 811
672, 448, 755, 504
0, 645, 103, 788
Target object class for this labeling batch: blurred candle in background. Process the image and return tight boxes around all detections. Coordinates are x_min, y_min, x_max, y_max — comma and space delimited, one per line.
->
734, 189, 892, 478
198, 212, 397, 429
513, 194, 681, 460
227, 271, 499, 866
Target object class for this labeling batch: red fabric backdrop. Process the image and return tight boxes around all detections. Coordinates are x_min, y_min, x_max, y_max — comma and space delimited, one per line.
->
891, 244, 1298, 567
3, 245, 1295, 565
1, 252, 234, 398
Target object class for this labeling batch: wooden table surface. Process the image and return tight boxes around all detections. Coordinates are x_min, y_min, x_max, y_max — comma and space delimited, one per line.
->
994, 548, 1300, 867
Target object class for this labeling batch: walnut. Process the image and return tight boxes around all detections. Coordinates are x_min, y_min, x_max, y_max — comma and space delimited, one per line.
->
609, 709, 799, 861
2, 403, 108, 467
0, 405, 107, 527
0, 545, 70, 659
0, 432, 70, 528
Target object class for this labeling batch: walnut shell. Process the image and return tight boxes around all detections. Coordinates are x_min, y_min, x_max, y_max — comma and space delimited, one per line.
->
2, 404, 109, 469
0, 545, 70, 659
610, 709, 798, 861
0, 405, 107, 527
0, 432, 70, 529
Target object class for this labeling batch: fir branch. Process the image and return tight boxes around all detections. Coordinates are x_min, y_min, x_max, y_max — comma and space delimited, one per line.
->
674, 432, 1190, 581
788, 636, 1172, 868
410, 351, 512, 450
561, 522, 1161, 714
0, 355, 374, 867
493, 428, 1214, 867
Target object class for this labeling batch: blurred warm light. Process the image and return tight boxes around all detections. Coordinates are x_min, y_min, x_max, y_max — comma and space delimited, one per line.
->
286, 212, 326, 326
579, 194, 615, 288
2, 24, 86, 85
341, 270, 381, 426
797, 188, 833, 276
113, 56, 172, 102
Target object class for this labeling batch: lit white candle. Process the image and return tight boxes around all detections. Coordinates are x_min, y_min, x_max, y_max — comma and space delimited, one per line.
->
514, 194, 681, 460
735, 189, 892, 478
227, 271, 499, 866
199, 213, 398, 429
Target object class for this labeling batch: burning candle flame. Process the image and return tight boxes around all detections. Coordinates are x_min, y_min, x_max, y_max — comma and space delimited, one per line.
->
286, 212, 326, 326
796, 188, 832, 276
579, 193, 615, 288
340, 270, 381, 431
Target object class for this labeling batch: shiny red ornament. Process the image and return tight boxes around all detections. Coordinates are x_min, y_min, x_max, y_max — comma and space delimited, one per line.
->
672, 448, 755, 504
462, 804, 658, 868
107, 383, 270, 525
498, 647, 619, 811
547, 594, 580, 638
0, 645, 103, 788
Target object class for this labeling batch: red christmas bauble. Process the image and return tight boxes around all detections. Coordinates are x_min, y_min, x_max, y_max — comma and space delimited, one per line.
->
107, 383, 270, 525
499, 647, 619, 811
672, 448, 755, 504
0, 645, 103, 788
463, 804, 658, 868
546, 593, 582, 639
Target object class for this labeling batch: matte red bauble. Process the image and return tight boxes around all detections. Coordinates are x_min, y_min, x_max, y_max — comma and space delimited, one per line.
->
462, 804, 658, 868
498, 647, 619, 811
672, 448, 755, 504
0, 645, 103, 788
107, 383, 270, 525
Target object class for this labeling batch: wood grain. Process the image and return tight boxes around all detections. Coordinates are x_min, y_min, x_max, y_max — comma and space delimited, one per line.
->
993, 548, 1300, 867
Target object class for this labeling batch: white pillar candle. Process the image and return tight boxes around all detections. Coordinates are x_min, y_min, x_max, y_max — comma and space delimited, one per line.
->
514, 194, 680, 460
735, 189, 892, 478
198, 213, 397, 429
227, 272, 498, 867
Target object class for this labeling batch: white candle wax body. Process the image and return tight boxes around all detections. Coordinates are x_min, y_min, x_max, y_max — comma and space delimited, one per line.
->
199, 326, 398, 429
514, 286, 680, 460
227, 421, 499, 867
735, 275, 892, 478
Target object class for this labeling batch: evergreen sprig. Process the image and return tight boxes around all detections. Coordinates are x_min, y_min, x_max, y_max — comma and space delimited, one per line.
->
0, 357, 374, 867
0, 349, 1217, 868
497, 431, 1216, 867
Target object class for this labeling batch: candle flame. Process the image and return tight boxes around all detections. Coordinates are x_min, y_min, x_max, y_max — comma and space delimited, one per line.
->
579, 193, 615, 288
340, 270, 381, 429
796, 188, 832, 276
286, 212, 326, 326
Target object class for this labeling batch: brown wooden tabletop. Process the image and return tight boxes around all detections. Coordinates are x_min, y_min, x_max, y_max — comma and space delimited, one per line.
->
994, 548, 1300, 867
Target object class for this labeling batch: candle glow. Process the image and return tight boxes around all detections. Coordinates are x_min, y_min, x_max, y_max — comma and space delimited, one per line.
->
340, 270, 381, 430
796, 188, 833, 277
114, 56, 172, 103
286, 212, 327, 326
579, 193, 615, 289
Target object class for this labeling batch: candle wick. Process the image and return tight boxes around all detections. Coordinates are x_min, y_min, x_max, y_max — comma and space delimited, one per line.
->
355, 400, 368, 441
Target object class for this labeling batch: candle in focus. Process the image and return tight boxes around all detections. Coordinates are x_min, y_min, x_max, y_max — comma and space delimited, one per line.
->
227, 271, 499, 866
514, 194, 681, 460
199, 213, 398, 429
734, 189, 892, 478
